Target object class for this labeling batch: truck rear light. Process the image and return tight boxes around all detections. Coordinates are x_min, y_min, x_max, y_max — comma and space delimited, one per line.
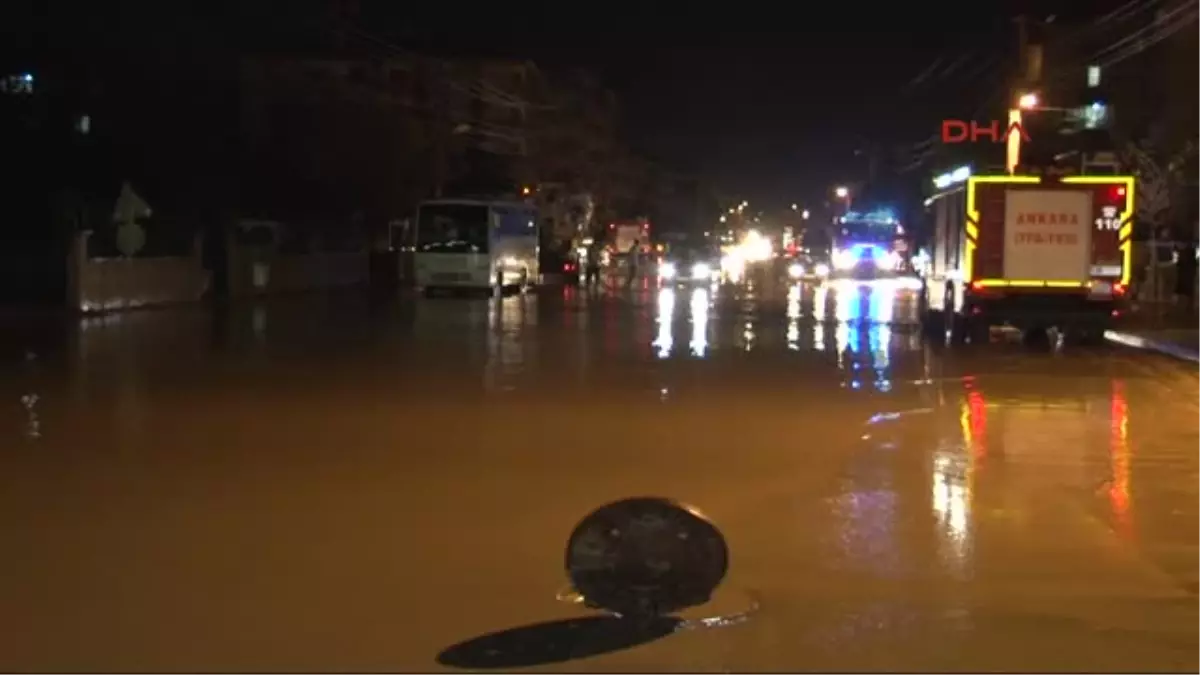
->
1113, 283, 1126, 295
971, 281, 984, 291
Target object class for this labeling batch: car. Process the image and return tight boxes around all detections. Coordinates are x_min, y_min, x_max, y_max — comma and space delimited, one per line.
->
658, 245, 721, 285
784, 255, 831, 282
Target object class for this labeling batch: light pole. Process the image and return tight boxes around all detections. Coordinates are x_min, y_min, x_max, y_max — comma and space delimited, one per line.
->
834, 186, 851, 214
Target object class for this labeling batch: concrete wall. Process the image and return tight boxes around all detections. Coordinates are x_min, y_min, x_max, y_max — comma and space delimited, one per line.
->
69, 232, 211, 314
66, 231, 372, 313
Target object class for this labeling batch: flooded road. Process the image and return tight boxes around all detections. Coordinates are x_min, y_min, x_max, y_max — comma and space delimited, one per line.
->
1, 279, 1196, 672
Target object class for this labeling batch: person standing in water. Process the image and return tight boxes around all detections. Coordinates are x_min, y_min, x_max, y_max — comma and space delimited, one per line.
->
625, 239, 640, 288
585, 238, 603, 290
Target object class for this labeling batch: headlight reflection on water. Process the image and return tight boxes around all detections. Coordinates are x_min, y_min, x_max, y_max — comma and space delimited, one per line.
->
825, 280, 898, 392
653, 287, 711, 359
786, 285, 801, 350
653, 288, 675, 358
689, 288, 710, 357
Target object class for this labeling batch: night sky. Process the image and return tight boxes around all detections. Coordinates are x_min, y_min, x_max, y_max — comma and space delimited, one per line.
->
363, 2, 1059, 208
14, 0, 1137, 210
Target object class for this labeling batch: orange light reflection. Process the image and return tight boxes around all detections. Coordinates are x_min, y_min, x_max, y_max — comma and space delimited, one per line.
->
1109, 380, 1132, 536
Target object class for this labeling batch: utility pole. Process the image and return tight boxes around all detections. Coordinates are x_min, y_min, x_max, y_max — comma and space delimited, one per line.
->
1008, 14, 1044, 173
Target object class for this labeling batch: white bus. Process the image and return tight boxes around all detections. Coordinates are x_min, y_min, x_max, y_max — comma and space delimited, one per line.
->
413, 198, 539, 292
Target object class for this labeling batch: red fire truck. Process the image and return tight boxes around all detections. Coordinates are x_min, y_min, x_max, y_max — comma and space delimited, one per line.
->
920, 174, 1135, 344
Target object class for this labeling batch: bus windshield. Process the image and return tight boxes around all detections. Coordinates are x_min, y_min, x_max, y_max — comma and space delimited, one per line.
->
417, 203, 489, 254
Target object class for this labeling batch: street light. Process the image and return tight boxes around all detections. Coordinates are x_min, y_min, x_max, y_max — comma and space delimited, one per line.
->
1018, 92, 1039, 110
834, 186, 849, 199
801, 209, 810, 220
791, 203, 798, 210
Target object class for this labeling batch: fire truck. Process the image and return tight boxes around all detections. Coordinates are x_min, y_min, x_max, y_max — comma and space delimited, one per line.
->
610, 220, 651, 255
920, 172, 1135, 344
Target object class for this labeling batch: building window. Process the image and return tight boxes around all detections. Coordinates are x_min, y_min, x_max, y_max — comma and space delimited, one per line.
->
76, 114, 91, 135
1, 73, 34, 94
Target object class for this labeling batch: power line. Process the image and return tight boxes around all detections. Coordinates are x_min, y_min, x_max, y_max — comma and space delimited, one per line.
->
1095, 1, 1199, 67
1087, 0, 1166, 30
1089, 0, 1197, 61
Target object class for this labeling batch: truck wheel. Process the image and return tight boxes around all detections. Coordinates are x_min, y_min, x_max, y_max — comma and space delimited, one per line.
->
968, 318, 991, 345
919, 286, 943, 338
948, 312, 970, 345
941, 286, 967, 345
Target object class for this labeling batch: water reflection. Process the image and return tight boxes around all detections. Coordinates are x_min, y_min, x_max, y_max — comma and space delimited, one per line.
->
653, 288, 675, 359
652, 287, 713, 359
786, 285, 801, 351
931, 389, 982, 577
928, 377, 1142, 575
1109, 380, 1132, 537
20, 392, 40, 440
689, 288, 710, 357
485, 296, 529, 389
812, 284, 828, 351
830, 282, 897, 392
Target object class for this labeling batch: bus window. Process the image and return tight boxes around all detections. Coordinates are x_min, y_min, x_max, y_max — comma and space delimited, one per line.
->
493, 207, 537, 238
417, 203, 489, 253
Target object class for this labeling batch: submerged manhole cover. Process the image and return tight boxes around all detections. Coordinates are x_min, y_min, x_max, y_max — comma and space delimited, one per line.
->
565, 497, 731, 618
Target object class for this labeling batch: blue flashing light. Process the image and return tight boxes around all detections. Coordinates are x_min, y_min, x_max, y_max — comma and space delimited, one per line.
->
847, 243, 887, 262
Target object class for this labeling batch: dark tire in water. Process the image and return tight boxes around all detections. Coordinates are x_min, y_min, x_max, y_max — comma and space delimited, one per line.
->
948, 312, 970, 345
968, 318, 991, 345
1021, 326, 1050, 347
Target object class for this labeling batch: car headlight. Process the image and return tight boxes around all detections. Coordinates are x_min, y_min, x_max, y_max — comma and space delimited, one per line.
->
659, 262, 677, 279
833, 250, 856, 270
814, 262, 830, 277
787, 263, 805, 279
691, 262, 712, 279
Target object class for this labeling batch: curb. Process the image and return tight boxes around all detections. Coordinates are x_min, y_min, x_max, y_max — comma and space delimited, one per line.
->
1104, 330, 1200, 363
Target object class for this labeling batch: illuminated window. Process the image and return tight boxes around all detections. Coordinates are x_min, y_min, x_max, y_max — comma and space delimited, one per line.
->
1, 73, 33, 94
